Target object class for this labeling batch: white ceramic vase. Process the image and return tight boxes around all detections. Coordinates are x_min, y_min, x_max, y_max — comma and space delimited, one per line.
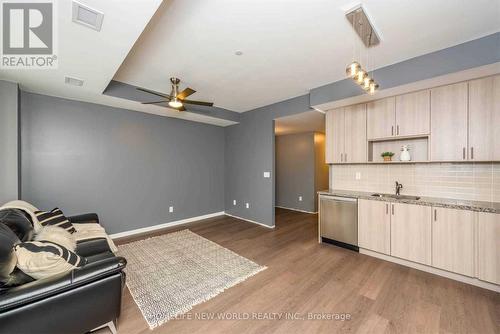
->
400, 145, 411, 161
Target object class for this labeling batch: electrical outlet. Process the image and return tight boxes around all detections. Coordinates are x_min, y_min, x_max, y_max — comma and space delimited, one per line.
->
263, 171, 271, 178
233, 200, 237, 206
169, 206, 174, 213
245, 203, 250, 209
298, 196, 303, 201
355, 172, 361, 180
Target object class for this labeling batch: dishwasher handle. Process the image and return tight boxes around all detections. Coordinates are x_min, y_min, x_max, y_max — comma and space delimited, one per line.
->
320, 195, 358, 203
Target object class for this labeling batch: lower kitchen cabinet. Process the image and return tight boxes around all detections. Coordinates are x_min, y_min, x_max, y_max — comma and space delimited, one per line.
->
358, 199, 391, 255
477, 212, 500, 285
390, 203, 432, 265
431, 207, 475, 276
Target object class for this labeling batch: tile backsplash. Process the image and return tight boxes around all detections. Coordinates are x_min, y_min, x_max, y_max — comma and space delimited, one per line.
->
330, 163, 500, 202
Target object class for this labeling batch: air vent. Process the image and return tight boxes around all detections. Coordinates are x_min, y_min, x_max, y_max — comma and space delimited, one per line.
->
65, 76, 84, 86
346, 5, 379, 47
72, 1, 104, 31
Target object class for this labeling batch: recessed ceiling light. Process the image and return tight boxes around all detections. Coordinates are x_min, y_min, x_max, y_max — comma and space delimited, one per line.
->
234, 50, 243, 56
72, 1, 104, 31
65, 76, 84, 86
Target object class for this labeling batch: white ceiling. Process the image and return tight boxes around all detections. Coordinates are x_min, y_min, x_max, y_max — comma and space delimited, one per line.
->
275, 111, 325, 136
114, 0, 500, 112
1, 0, 499, 125
0, 0, 235, 126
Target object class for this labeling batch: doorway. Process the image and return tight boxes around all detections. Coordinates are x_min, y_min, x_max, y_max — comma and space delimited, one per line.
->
274, 111, 328, 214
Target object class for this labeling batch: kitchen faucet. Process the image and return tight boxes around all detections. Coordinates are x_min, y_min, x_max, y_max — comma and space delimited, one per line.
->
395, 181, 403, 196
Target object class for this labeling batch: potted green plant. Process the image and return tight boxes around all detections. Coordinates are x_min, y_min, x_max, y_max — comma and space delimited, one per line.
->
381, 151, 395, 162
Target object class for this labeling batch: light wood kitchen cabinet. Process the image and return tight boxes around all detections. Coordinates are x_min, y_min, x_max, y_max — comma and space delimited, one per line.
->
395, 90, 430, 137
430, 82, 468, 161
325, 108, 344, 163
431, 207, 475, 276
344, 104, 367, 163
390, 202, 432, 265
477, 212, 500, 285
367, 97, 395, 140
468, 75, 500, 161
358, 199, 391, 255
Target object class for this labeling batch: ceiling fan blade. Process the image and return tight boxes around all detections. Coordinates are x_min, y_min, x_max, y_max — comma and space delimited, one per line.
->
141, 101, 167, 105
176, 88, 196, 100
182, 99, 214, 107
137, 87, 172, 100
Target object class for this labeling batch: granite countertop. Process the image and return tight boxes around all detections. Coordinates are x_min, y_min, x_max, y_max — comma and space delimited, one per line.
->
318, 189, 500, 214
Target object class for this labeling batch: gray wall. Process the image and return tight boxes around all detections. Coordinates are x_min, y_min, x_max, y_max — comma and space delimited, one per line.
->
224, 95, 311, 226
275, 133, 316, 212
0, 80, 19, 204
225, 33, 500, 227
20, 92, 225, 234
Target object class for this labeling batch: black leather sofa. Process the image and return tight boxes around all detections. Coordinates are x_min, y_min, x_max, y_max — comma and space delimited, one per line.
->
0, 209, 126, 334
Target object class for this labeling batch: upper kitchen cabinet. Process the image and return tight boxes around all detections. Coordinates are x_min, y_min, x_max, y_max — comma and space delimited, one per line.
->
430, 82, 468, 161
468, 75, 500, 161
344, 104, 367, 163
325, 105, 366, 163
395, 90, 430, 137
325, 108, 344, 164
367, 97, 395, 140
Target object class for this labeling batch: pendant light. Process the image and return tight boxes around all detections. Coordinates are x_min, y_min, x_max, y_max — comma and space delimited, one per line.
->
345, 5, 380, 95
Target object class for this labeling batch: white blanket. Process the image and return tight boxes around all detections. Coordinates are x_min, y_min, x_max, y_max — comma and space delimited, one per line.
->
73, 223, 118, 253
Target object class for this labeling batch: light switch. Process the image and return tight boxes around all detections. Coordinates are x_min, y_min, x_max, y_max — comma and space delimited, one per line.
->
355, 172, 361, 180
299, 196, 303, 201
169, 206, 174, 213
263, 172, 271, 178
245, 203, 250, 209
233, 200, 237, 206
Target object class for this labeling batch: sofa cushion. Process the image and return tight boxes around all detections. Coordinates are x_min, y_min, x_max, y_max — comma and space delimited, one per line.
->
0, 224, 20, 281
76, 238, 111, 257
0, 209, 34, 242
34, 208, 76, 234
15, 241, 87, 280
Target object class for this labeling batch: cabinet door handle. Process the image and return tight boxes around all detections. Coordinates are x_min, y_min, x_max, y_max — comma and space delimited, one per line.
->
391, 126, 394, 136
345, 153, 347, 162
341, 153, 343, 162
397, 125, 400, 135
434, 209, 437, 221
391, 204, 394, 215
471, 147, 474, 160
386, 203, 389, 214
463, 147, 466, 160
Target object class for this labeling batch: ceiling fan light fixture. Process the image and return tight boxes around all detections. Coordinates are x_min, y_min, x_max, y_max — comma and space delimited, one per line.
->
168, 99, 183, 109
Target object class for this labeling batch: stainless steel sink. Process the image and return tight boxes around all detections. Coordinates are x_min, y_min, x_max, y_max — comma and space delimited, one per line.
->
371, 193, 421, 200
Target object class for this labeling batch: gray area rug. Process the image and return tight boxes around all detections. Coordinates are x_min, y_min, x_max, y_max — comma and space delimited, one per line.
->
117, 229, 266, 329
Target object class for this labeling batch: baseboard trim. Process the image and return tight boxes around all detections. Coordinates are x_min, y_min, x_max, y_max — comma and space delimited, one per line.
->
360, 248, 500, 293
224, 213, 275, 229
275, 206, 317, 214
110, 212, 225, 239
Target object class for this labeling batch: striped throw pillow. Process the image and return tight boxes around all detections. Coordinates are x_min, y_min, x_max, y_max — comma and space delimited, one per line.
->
15, 241, 87, 280
34, 208, 76, 234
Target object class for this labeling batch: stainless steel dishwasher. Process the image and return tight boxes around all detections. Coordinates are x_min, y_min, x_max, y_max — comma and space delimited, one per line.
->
319, 195, 358, 251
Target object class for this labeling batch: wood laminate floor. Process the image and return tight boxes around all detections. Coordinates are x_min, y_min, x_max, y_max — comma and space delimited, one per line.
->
100, 208, 499, 334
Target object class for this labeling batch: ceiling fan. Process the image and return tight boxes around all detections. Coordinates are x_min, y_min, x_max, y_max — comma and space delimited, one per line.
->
137, 77, 214, 111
